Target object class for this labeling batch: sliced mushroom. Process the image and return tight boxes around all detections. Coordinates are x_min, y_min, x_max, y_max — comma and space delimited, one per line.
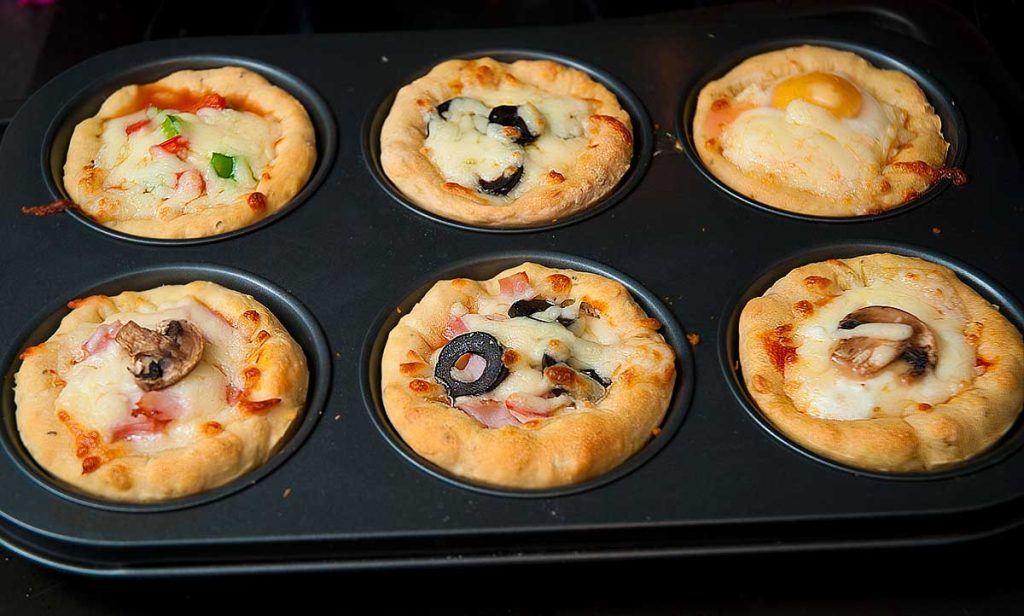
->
543, 363, 607, 401
831, 306, 937, 380
115, 320, 205, 391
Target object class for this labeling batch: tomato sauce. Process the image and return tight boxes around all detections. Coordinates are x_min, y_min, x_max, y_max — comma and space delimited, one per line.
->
118, 85, 264, 117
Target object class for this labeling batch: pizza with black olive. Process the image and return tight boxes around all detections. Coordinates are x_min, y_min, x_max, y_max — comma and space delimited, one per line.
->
739, 254, 1024, 472
380, 58, 633, 228
14, 281, 308, 502
380, 263, 676, 489
64, 66, 316, 239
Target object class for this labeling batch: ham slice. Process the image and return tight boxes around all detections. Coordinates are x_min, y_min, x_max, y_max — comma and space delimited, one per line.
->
498, 272, 536, 302
456, 399, 519, 429
80, 321, 123, 359
111, 416, 164, 442
443, 315, 469, 340
111, 391, 184, 441
505, 393, 571, 423
452, 353, 487, 383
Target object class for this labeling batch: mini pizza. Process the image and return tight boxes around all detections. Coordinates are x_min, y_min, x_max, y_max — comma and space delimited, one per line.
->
64, 66, 316, 239
693, 45, 965, 217
380, 57, 634, 227
381, 263, 676, 488
14, 281, 308, 502
739, 254, 1024, 472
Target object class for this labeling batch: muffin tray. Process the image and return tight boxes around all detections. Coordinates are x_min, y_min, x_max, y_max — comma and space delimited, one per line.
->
1, 8, 1023, 575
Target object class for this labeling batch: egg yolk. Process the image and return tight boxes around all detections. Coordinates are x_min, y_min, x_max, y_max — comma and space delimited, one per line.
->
770, 72, 863, 118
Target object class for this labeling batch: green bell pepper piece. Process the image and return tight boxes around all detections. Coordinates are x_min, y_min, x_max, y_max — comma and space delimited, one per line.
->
211, 152, 235, 179
160, 114, 182, 139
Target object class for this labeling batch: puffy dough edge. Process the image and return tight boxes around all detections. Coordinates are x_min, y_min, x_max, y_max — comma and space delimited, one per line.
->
738, 253, 1024, 472
693, 45, 949, 217
380, 58, 634, 228
64, 66, 317, 239
14, 281, 309, 502
380, 262, 676, 488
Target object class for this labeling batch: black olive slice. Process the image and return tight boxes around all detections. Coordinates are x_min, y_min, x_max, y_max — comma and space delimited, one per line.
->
488, 105, 538, 145
478, 164, 523, 195
508, 299, 555, 319
436, 99, 453, 118
434, 332, 508, 398
901, 346, 931, 377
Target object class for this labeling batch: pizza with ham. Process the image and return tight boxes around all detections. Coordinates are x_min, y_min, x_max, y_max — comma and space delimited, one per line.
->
64, 66, 316, 239
739, 253, 1024, 472
14, 281, 308, 502
380, 57, 634, 228
380, 263, 676, 489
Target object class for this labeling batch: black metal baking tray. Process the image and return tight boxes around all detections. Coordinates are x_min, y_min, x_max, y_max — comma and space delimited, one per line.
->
1, 5, 1023, 575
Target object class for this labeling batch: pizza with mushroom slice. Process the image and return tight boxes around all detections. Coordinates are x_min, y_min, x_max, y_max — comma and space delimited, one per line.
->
380, 263, 676, 489
14, 281, 308, 502
380, 57, 633, 227
739, 253, 1024, 472
64, 66, 316, 239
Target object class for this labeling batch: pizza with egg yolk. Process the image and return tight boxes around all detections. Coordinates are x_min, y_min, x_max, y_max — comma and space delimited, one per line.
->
693, 46, 963, 217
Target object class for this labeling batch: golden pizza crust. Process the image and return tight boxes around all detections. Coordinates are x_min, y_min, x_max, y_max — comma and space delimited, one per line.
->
14, 281, 308, 502
739, 254, 1024, 472
64, 66, 316, 239
380, 263, 676, 489
694, 46, 950, 217
380, 58, 633, 228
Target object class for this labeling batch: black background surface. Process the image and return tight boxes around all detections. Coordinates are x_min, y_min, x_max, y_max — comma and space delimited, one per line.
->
1, 0, 1022, 612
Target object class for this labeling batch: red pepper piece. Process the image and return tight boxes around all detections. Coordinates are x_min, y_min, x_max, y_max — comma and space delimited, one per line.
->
197, 93, 227, 110
156, 135, 189, 155
125, 119, 150, 135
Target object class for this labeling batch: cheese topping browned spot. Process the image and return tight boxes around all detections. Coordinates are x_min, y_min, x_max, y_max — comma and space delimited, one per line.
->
546, 274, 572, 294
803, 276, 832, 291
57, 410, 116, 474
247, 192, 268, 212
203, 421, 224, 436
762, 324, 798, 372
590, 114, 633, 146
240, 398, 281, 414
891, 160, 969, 186
792, 300, 814, 317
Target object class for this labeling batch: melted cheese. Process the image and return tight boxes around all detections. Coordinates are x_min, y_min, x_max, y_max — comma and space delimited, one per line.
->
424, 114, 524, 186
462, 314, 624, 382
786, 280, 976, 420
56, 299, 242, 451
422, 87, 592, 201
721, 77, 901, 200
96, 107, 278, 220
832, 322, 914, 341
